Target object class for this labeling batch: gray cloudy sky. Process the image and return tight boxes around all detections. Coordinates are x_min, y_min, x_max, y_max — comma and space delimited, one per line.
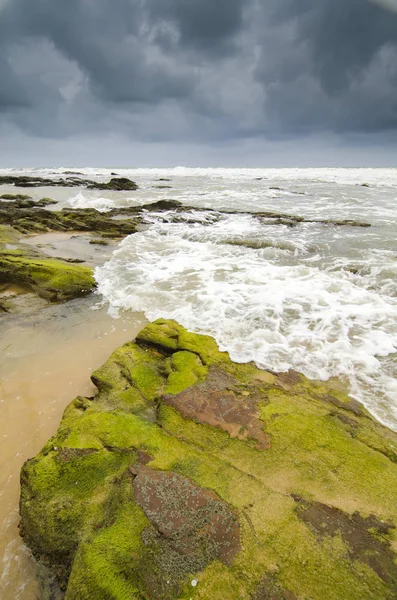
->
0, 0, 396, 166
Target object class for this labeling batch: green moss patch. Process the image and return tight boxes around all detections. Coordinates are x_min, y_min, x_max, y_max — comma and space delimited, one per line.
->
0, 252, 95, 301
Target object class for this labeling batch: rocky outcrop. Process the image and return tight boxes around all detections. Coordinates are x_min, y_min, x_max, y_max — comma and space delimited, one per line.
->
0, 225, 95, 303
87, 177, 139, 191
0, 175, 139, 190
20, 320, 397, 600
0, 252, 95, 301
0, 198, 184, 237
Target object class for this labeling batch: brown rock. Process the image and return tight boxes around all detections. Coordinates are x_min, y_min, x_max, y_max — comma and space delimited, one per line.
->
162, 367, 270, 450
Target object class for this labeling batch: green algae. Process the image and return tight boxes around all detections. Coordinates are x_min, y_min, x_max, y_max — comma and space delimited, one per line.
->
20, 320, 397, 600
0, 223, 95, 302
0, 193, 31, 200
165, 351, 208, 395
0, 252, 95, 300
0, 224, 19, 244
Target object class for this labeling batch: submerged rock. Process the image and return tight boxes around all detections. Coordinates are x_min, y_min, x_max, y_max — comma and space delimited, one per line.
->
20, 319, 397, 600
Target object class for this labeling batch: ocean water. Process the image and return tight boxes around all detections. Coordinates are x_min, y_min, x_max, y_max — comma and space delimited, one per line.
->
2, 166, 397, 430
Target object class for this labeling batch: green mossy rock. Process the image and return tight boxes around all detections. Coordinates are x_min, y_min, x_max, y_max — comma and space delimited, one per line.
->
0, 252, 95, 301
20, 320, 397, 600
0, 224, 95, 303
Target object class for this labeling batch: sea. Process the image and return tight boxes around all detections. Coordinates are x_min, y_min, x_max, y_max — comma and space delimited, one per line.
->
2, 166, 397, 431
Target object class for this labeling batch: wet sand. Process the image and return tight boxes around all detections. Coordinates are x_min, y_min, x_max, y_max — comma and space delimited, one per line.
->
0, 297, 147, 599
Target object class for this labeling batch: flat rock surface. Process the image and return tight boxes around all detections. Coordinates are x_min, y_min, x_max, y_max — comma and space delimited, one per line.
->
163, 367, 271, 450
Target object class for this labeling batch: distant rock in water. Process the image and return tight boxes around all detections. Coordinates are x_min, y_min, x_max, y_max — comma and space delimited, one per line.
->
37, 197, 58, 207
88, 177, 139, 191
0, 193, 31, 201
0, 174, 139, 191
19, 319, 397, 600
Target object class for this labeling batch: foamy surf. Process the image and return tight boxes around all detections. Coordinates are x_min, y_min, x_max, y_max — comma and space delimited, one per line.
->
95, 231, 397, 431
67, 192, 116, 212
90, 168, 397, 431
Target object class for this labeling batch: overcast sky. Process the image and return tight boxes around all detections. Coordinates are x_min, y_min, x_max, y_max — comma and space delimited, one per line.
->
0, 0, 396, 167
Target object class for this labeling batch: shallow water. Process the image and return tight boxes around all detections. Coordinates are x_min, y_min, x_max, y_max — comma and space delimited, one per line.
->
0, 298, 146, 599
23, 231, 117, 266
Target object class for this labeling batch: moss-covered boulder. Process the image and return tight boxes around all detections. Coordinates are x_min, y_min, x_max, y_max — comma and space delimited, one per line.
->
87, 177, 139, 191
0, 224, 95, 302
0, 252, 95, 301
20, 320, 397, 600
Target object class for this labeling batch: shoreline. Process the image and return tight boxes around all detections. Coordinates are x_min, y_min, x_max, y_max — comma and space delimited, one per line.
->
0, 294, 147, 599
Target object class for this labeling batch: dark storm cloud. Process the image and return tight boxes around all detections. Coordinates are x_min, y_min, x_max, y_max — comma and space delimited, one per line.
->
256, 0, 397, 132
145, 0, 245, 54
0, 55, 30, 109
0, 0, 396, 150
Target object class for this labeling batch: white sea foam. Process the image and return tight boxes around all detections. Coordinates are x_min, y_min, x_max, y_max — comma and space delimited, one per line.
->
92, 167, 397, 430
96, 221, 397, 430
67, 192, 115, 212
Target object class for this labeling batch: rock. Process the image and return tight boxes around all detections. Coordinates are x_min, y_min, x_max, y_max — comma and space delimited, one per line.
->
163, 367, 271, 449
88, 177, 139, 191
141, 199, 182, 211
133, 465, 240, 597
0, 223, 95, 302
0, 174, 138, 191
0, 298, 9, 312
293, 496, 397, 588
0, 196, 371, 237
315, 219, 371, 228
37, 198, 58, 207
253, 576, 297, 600
0, 193, 31, 200
20, 319, 397, 600
0, 175, 85, 188
0, 203, 139, 237
89, 238, 110, 246
0, 252, 95, 301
